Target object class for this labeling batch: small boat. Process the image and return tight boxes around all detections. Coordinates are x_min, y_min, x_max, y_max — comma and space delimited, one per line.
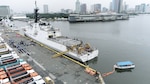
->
114, 61, 135, 69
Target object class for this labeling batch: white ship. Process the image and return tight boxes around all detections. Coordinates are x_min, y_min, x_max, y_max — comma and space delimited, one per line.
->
24, 6, 99, 62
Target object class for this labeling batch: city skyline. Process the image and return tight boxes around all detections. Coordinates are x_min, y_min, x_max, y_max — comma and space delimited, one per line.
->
43, 4, 49, 13
0, 0, 149, 13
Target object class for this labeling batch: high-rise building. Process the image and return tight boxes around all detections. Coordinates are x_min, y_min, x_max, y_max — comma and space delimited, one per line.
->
112, 0, 123, 13
135, 4, 146, 13
135, 5, 141, 13
91, 4, 101, 13
124, 2, 128, 12
145, 4, 150, 13
80, 4, 87, 14
75, 0, 80, 13
140, 4, 146, 13
109, 2, 113, 11
122, 2, 128, 12
43, 4, 49, 13
0, 6, 10, 17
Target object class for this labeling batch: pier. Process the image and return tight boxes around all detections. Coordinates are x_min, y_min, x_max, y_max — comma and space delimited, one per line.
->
18, 31, 106, 84
0, 27, 106, 84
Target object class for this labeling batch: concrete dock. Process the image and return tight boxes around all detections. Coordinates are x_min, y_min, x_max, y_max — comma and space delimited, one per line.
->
0, 26, 105, 84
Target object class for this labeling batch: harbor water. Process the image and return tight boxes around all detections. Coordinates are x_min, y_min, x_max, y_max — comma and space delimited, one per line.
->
15, 14, 150, 84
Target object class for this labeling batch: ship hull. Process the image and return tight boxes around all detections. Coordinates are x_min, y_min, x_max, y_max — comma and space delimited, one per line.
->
24, 32, 98, 62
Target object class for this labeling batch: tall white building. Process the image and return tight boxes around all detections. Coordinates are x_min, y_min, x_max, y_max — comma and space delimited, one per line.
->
0, 6, 10, 17
75, 0, 80, 13
43, 4, 49, 13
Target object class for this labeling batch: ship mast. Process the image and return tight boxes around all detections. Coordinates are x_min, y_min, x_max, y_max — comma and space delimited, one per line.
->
34, 1, 39, 23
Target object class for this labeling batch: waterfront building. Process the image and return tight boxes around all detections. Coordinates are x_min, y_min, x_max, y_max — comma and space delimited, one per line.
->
145, 4, 150, 13
61, 9, 73, 14
75, 0, 80, 13
135, 5, 141, 13
112, 0, 123, 13
0, 6, 10, 17
80, 3, 87, 14
140, 4, 146, 13
43, 4, 49, 13
109, 2, 113, 11
122, 2, 128, 13
135, 4, 146, 13
61, 9, 66, 13
91, 4, 101, 13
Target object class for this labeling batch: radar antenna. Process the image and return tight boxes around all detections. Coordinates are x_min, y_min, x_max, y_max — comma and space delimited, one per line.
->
35, 1, 37, 8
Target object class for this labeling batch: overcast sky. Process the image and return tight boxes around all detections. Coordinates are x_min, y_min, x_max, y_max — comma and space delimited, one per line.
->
0, 0, 149, 13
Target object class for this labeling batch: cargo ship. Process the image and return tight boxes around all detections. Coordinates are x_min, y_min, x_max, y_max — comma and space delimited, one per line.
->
24, 4, 99, 62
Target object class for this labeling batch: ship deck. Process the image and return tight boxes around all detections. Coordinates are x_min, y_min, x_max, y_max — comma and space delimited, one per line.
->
0, 27, 101, 84
48, 36, 96, 56
50, 36, 82, 47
